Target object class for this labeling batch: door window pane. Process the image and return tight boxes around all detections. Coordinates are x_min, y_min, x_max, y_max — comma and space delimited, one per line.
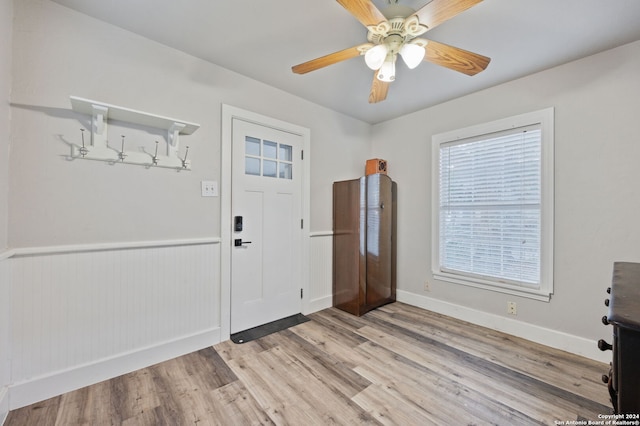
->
245, 157, 260, 176
279, 144, 292, 162
263, 160, 277, 177
246, 136, 261, 156
279, 163, 292, 179
263, 141, 277, 159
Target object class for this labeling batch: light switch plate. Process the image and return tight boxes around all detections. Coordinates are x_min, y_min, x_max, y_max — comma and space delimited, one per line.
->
201, 181, 218, 197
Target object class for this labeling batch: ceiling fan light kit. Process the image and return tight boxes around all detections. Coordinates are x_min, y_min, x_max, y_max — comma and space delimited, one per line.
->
364, 44, 388, 70
377, 56, 396, 82
399, 43, 426, 69
292, 0, 491, 103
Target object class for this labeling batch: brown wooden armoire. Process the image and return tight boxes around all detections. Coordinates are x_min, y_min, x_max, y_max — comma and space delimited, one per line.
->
332, 173, 396, 316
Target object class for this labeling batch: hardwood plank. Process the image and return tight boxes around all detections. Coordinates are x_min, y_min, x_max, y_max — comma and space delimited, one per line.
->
214, 338, 268, 363
52, 387, 93, 425
308, 305, 372, 334
206, 381, 274, 425
120, 405, 165, 426
367, 304, 609, 405
5, 396, 61, 426
289, 318, 371, 368
356, 318, 610, 419
118, 368, 164, 417
354, 340, 553, 424
145, 362, 192, 425
226, 345, 317, 424
353, 357, 470, 425
272, 328, 372, 398
352, 384, 438, 426
6, 302, 612, 425
176, 347, 238, 391
228, 344, 377, 425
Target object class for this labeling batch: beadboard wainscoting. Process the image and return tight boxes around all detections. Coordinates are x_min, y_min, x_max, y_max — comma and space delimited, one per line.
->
0, 254, 10, 423
308, 232, 333, 313
7, 239, 221, 410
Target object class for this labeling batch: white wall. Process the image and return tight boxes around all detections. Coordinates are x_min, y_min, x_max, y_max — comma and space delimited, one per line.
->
0, 256, 9, 423
9, 0, 370, 249
1, 0, 13, 420
371, 40, 640, 357
0, 0, 10, 251
5, 0, 370, 409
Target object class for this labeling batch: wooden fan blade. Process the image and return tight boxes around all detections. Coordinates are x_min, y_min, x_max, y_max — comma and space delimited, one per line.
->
411, 0, 482, 31
336, 0, 387, 27
423, 39, 490, 76
369, 70, 389, 103
292, 45, 363, 74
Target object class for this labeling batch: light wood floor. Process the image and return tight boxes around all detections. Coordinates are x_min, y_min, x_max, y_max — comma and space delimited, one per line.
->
6, 302, 612, 425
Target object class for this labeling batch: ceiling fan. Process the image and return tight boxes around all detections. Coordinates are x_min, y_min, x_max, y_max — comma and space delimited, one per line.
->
291, 0, 491, 103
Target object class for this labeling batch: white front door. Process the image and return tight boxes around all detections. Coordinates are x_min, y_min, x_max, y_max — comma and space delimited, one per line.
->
230, 118, 303, 333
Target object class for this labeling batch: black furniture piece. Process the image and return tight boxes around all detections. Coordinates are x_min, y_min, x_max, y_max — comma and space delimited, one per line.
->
332, 174, 397, 316
600, 261, 640, 413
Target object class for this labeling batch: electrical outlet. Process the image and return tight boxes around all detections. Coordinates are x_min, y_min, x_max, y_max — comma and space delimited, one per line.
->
507, 301, 517, 315
201, 181, 218, 197
424, 280, 430, 292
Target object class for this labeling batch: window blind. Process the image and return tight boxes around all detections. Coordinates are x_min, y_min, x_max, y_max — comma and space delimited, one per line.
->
438, 125, 542, 286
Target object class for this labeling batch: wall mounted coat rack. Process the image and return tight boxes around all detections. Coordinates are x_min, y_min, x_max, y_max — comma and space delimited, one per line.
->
69, 96, 200, 170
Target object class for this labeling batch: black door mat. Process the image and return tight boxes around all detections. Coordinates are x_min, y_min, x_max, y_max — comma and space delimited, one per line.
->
230, 313, 310, 344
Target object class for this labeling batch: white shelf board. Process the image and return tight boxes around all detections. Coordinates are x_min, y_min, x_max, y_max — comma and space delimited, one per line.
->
70, 96, 200, 134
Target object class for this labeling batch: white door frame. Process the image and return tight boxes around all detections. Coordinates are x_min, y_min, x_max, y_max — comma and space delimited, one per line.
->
220, 104, 311, 341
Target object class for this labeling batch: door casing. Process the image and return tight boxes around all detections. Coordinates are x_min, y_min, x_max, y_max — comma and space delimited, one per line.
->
220, 104, 311, 341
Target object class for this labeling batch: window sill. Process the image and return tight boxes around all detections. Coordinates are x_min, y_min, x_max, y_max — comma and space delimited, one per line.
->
433, 271, 552, 302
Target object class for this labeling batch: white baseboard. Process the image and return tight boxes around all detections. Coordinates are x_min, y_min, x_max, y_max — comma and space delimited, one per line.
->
9, 327, 221, 410
305, 295, 332, 315
396, 290, 609, 363
0, 386, 8, 425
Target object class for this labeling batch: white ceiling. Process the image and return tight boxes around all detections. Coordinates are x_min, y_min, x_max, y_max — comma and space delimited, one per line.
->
50, 0, 640, 124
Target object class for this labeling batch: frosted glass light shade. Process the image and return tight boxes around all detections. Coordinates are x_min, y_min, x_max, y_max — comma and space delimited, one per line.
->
365, 44, 388, 70
377, 58, 396, 82
399, 43, 426, 69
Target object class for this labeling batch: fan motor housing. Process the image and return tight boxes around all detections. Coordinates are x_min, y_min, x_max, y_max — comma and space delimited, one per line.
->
382, 4, 415, 19
367, 15, 427, 46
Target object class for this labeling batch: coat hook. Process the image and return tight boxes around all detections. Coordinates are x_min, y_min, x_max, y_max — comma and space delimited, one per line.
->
181, 146, 189, 169
79, 128, 88, 157
152, 141, 159, 165
118, 135, 127, 162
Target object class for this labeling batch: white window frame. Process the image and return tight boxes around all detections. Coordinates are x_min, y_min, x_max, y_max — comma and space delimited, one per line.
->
431, 108, 554, 301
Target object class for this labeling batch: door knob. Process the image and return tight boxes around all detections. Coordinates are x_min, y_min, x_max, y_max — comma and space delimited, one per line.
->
234, 239, 252, 247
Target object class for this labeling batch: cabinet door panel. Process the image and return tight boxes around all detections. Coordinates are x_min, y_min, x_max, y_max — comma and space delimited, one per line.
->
333, 179, 362, 315
366, 174, 393, 306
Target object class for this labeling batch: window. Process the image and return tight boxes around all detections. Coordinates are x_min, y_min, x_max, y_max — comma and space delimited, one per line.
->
245, 136, 293, 179
432, 108, 554, 300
